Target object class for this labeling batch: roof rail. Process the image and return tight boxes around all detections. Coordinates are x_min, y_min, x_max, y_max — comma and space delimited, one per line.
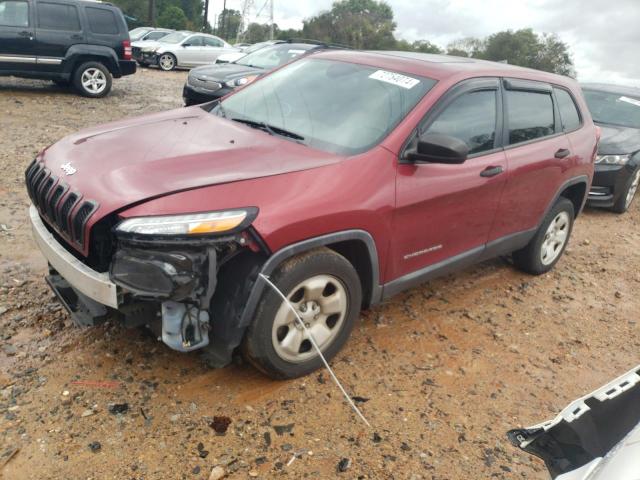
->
283, 38, 353, 50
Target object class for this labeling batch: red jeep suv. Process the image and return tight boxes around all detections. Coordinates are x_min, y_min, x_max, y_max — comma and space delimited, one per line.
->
26, 51, 598, 379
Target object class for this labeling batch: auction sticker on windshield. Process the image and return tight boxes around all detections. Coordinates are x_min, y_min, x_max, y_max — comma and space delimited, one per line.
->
369, 70, 420, 89
619, 96, 640, 108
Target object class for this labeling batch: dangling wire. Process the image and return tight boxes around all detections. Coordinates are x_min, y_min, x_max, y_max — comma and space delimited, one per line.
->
259, 273, 372, 428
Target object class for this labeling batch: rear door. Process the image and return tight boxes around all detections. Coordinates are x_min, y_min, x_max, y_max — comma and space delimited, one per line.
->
390, 78, 508, 281
0, 0, 36, 71
200, 36, 227, 64
489, 79, 573, 241
34, 0, 85, 72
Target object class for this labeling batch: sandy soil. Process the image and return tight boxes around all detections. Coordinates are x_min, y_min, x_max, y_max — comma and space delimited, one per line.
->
1, 69, 639, 480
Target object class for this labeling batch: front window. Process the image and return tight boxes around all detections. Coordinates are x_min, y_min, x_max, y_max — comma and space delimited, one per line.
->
217, 58, 436, 155
584, 89, 640, 130
235, 43, 315, 70
160, 31, 191, 44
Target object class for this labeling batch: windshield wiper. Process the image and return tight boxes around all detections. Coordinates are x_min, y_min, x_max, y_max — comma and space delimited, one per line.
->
231, 118, 305, 142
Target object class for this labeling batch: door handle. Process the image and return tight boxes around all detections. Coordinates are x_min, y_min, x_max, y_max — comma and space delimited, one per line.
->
480, 166, 504, 178
70, 34, 83, 40
555, 148, 571, 159
18, 30, 33, 39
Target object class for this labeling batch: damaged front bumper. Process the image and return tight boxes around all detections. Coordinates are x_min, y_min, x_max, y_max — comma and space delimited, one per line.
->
508, 365, 640, 479
29, 204, 243, 355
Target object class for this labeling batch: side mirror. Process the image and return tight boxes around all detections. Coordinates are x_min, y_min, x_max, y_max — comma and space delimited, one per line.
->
406, 133, 469, 164
182, 43, 191, 47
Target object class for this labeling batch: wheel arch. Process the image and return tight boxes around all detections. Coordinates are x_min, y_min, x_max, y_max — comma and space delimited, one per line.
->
545, 175, 590, 222
63, 45, 120, 76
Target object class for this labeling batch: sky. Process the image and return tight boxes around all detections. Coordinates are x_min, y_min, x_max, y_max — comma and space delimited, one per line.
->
208, 0, 640, 86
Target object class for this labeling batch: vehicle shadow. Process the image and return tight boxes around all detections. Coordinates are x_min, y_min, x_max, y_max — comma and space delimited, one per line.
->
0, 79, 76, 96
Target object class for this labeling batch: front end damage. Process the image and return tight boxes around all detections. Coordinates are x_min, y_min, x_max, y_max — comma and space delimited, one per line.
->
508, 365, 640, 479
31, 203, 267, 366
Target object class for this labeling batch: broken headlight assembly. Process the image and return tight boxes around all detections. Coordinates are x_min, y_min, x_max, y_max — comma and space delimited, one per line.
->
595, 154, 631, 165
115, 208, 257, 237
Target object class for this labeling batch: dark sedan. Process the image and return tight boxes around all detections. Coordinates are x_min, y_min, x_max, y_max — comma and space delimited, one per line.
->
583, 83, 640, 213
183, 42, 328, 106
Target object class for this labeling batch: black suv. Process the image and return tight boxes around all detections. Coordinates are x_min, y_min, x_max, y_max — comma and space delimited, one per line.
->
0, 0, 136, 97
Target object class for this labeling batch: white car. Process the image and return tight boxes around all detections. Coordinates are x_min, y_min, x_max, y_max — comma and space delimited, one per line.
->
216, 40, 281, 64
136, 31, 239, 71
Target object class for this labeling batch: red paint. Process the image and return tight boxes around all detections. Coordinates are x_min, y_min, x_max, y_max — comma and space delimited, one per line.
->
37, 51, 597, 284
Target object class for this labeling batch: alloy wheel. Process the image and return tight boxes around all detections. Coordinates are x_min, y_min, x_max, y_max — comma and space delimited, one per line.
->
159, 54, 175, 71
625, 169, 640, 210
271, 274, 348, 363
540, 211, 570, 266
81, 68, 107, 94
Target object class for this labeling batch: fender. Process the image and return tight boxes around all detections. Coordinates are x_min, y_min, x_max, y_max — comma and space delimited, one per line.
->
239, 229, 382, 328
62, 45, 120, 77
540, 174, 590, 222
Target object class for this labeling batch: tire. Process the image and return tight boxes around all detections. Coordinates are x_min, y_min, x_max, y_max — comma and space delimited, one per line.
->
242, 247, 362, 379
73, 62, 112, 98
611, 167, 640, 214
512, 197, 575, 275
158, 53, 177, 71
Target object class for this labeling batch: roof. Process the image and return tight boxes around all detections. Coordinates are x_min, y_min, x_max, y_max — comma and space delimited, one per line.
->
313, 50, 577, 88
581, 82, 640, 98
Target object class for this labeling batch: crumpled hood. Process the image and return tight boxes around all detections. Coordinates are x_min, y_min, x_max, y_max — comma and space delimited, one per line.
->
41, 106, 343, 220
189, 63, 263, 81
131, 39, 162, 50
597, 123, 640, 155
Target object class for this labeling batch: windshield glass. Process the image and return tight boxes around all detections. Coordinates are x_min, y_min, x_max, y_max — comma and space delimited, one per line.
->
160, 31, 191, 44
584, 89, 640, 129
219, 58, 436, 155
242, 41, 274, 55
129, 28, 151, 41
235, 43, 314, 69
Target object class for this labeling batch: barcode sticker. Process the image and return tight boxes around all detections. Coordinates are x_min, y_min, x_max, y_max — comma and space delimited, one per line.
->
369, 70, 420, 89
619, 96, 640, 107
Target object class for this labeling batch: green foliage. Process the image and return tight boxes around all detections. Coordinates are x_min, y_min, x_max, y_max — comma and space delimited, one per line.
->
157, 5, 188, 30
243, 23, 277, 43
410, 40, 442, 54
446, 37, 484, 57
217, 9, 242, 41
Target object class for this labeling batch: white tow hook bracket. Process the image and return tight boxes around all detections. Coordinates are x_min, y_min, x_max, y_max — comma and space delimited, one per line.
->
161, 301, 210, 352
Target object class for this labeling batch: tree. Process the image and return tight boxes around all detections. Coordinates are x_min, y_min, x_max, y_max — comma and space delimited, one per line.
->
217, 9, 241, 40
243, 22, 277, 43
411, 40, 442, 54
302, 0, 396, 49
446, 37, 484, 57
157, 5, 188, 30
536, 34, 575, 77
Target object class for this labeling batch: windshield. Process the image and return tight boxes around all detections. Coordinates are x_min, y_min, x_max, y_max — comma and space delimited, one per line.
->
218, 58, 436, 155
129, 28, 151, 41
160, 31, 191, 44
583, 89, 640, 129
235, 43, 314, 69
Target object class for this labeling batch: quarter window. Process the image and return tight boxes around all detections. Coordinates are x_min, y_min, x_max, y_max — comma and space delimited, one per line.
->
0, 0, 29, 27
554, 88, 581, 132
37, 2, 80, 31
425, 90, 498, 155
507, 90, 555, 144
86, 7, 118, 35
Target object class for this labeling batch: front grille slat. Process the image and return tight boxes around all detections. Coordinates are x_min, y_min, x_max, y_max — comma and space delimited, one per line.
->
25, 161, 99, 251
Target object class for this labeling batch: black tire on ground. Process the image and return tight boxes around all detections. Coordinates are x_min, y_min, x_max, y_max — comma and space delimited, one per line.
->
512, 197, 575, 275
72, 62, 112, 98
611, 167, 640, 214
158, 53, 177, 71
242, 247, 362, 379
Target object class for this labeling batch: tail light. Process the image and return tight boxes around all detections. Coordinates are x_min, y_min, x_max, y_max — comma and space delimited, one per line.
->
122, 40, 132, 60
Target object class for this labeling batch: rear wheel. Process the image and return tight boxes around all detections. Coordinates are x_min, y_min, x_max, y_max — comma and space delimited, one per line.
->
242, 248, 362, 379
73, 62, 112, 98
612, 168, 640, 214
158, 53, 177, 71
513, 197, 574, 275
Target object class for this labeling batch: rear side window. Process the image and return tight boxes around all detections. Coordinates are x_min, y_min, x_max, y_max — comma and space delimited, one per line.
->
86, 7, 118, 35
37, 2, 80, 31
204, 36, 223, 47
0, 0, 29, 27
554, 88, 582, 132
186, 36, 204, 46
507, 90, 555, 144
425, 90, 498, 155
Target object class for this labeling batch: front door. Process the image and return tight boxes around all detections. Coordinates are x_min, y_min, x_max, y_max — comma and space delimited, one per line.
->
389, 78, 507, 282
0, 0, 36, 72
177, 35, 205, 66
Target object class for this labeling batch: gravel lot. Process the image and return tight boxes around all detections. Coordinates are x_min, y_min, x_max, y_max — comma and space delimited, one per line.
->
1, 69, 639, 480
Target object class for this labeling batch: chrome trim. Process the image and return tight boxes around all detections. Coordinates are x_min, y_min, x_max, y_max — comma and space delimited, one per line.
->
29, 205, 118, 308
588, 190, 608, 196
0, 55, 36, 64
37, 57, 63, 65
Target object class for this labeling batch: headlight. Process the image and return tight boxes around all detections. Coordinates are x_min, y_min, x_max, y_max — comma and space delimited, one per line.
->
229, 75, 258, 87
595, 154, 631, 165
141, 47, 156, 53
116, 209, 256, 236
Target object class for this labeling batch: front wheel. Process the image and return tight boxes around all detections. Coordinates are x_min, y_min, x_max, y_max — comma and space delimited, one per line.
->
158, 53, 177, 71
611, 168, 640, 214
512, 197, 575, 275
242, 248, 362, 379
73, 62, 112, 98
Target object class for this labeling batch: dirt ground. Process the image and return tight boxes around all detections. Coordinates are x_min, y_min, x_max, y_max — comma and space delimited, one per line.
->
0, 69, 639, 480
